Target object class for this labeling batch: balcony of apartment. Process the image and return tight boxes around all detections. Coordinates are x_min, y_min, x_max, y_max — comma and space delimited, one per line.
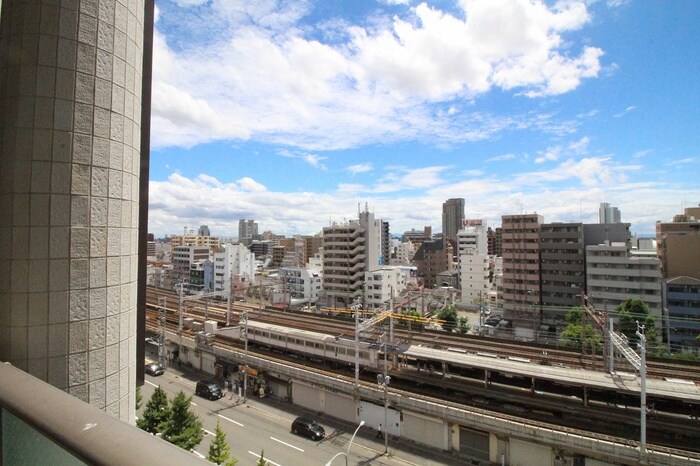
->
0, 363, 209, 466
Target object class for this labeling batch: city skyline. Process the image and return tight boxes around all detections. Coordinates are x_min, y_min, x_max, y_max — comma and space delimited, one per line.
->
148, 1, 699, 238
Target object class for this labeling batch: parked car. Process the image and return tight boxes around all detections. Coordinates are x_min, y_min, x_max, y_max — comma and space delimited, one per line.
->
195, 380, 223, 400
291, 416, 325, 441
144, 362, 165, 376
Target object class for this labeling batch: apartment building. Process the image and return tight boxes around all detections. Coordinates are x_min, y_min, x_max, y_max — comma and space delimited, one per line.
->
539, 223, 586, 318
238, 219, 259, 246
172, 246, 211, 282
664, 276, 700, 352
586, 242, 663, 322
364, 266, 417, 310
322, 209, 382, 308
457, 221, 490, 308
656, 206, 700, 280
500, 214, 543, 339
390, 238, 417, 266
413, 238, 453, 289
278, 267, 322, 301
169, 234, 221, 249
213, 243, 255, 294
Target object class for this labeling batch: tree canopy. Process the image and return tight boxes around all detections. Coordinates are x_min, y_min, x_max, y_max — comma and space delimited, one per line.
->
616, 298, 657, 345
136, 386, 170, 435
437, 305, 458, 332
161, 391, 204, 451
207, 420, 238, 465
559, 306, 602, 351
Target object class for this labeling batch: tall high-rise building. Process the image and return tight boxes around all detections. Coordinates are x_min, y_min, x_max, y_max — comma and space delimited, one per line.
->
442, 198, 465, 243
500, 214, 543, 339
238, 219, 258, 246
0, 1, 152, 422
321, 208, 381, 308
381, 220, 390, 266
598, 202, 621, 224
198, 225, 211, 237
656, 205, 700, 280
457, 221, 489, 307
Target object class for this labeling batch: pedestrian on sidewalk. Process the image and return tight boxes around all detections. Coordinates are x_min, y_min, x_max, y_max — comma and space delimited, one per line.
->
376, 424, 383, 439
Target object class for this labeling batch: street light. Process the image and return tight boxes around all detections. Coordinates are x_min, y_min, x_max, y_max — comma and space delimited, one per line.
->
324, 420, 365, 466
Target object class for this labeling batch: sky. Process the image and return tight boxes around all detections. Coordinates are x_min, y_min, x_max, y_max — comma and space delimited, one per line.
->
148, 0, 700, 239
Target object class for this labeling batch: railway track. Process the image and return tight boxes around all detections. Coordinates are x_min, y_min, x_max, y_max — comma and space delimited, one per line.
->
145, 317, 700, 455
146, 287, 700, 382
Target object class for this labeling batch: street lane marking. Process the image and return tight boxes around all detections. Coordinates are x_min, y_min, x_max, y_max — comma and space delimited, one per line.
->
145, 380, 158, 387
270, 437, 304, 452
249, 451, 282, 466
203, 428, 215, 436
217, 414, 244, 427
190, 402, 197, 406
192, 450, 205, 459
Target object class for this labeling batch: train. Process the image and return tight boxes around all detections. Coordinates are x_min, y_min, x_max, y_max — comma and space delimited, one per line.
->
238, 320, 381, 369
227, 320, 700, 424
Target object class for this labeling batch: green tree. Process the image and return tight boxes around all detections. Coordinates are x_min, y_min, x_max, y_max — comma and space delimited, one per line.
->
256, 450, 268, 466
437, 305, 458, 332
617, 298, 657, 345
161, 391, 203, 451
559, 307, 602, 351
135, 385, 143, 411
136, 386, 170, 434
207, 420, 238, 465
457, 316, 471, 334
397, 310, 425, 331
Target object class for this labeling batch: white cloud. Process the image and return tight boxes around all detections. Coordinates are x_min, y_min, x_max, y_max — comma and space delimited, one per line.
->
487, 153, 517, 162
147, 158, 698, 239
665, 157, 696, 167
613, 105, 636, 118
347, 163, 374, 175
238, 177, 267, 191
279, 150, 328, 169
633, 149, 654, 159
151, 0, 603, 150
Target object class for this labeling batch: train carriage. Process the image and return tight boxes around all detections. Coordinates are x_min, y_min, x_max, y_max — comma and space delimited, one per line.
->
240, 320, 379, 369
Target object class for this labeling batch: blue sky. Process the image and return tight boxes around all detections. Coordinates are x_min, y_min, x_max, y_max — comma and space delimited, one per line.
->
148, 0, 699, 239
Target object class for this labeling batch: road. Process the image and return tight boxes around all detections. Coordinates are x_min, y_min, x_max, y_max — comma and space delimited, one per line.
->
139, 367, 456, 466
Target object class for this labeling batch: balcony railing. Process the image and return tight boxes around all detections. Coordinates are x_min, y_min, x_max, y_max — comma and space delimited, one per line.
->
0, 362, 210, 466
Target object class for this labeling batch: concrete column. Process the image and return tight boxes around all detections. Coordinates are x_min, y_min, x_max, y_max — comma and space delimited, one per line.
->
0, 0, 146, 422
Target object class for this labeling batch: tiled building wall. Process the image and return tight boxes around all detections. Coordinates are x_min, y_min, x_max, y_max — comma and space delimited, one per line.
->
0, 0, 145, 422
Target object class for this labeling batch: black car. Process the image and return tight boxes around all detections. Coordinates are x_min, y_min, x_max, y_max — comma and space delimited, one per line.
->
291, 417, 325, 441
195, 380, 223, 400
144, 363, 165, 376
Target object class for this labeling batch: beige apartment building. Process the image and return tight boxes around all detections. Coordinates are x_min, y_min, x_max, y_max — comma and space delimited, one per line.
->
656, 205, 700, 280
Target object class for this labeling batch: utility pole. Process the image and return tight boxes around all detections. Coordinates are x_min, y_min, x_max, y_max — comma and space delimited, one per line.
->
240, 311, 249, 403
377, 332, 391, 455
158, 297, 166, 366
636, 322, 647, 458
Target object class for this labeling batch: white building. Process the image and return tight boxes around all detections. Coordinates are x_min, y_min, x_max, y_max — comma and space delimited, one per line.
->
457, 221, 490, 308
390, 238, 416, 266
322, 207, 382, 308
213, 243, 256, 294
172, 245, 211, 282
586, 242, 663, 321
364, 266, 418, 310
279, 267, 323, 302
